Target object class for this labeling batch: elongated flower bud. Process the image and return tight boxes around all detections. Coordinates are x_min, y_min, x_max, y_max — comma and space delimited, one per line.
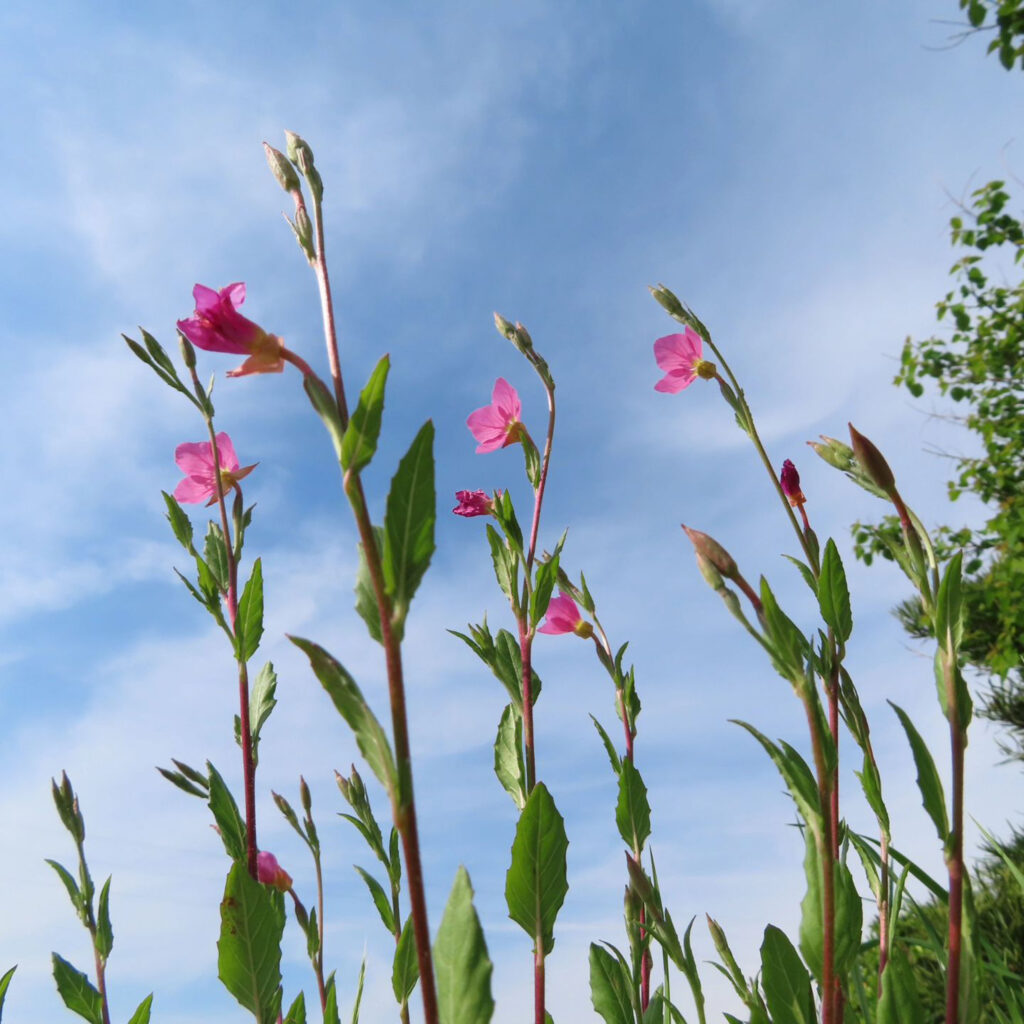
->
682, 525, 738, 581
263, 142, 301, 193
848, 423, 896, 496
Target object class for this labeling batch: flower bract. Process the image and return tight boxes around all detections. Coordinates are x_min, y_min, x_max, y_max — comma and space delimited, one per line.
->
177, 283, 284, 377
466, 378, 523, 453
173, 432, 256, 506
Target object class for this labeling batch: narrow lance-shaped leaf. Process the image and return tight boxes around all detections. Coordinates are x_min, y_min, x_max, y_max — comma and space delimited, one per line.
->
342, 355, 390, 473
615, 758, 651, 852
289, 636, 397, 793
0, 965, 16, 1015
759, 925, 816, 1024
392, 916, 420, 1004
434, 867, 495, 1024
126, 994, 154, 1024
817, 538, 852, 643
889, 702, 949, 842
354, 526, 385, 644
206, 762, 247, 861
589, 943, 636, 1024
353, 866, 395, 934
51, 954, 103, 1024
505, 782, 569, 956
96, 877, 113, 962
283, 991, 307, 1024
493, 704, 527, 810
383, 420, 436, 631
236, 558, 265, 662
217, 863, 285, 1024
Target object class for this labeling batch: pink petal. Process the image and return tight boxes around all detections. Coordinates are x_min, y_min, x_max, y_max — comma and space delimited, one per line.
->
192, 283, 221, 313
491, 378, 521, 420
653, 329, 702, 373
224, 282, 246, 308
654, 368, 697, 393
173, 475, 214, 504
214, 432, 239, 472
174, 440, 215, 475
538, 591, 581, 634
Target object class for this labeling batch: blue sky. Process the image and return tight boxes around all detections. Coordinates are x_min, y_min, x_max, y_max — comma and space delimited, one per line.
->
1, 1, 1022, 1020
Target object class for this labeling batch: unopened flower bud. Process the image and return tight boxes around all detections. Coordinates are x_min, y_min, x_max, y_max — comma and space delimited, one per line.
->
649, 283, 686, 319
514, 322, 534, 351
299, 776, 312, 815
780, 459, 806, 507
682, 525, 738, 581
695, 551, 725, 590
848, 423, 896, 496
179, 334, 197, 371
257, 850, 293, 892
263, 142, 301, 193
493, 312, 515, 339
293, 206, 314, 258
807, 435, 854, 471
284, 131, 322, 200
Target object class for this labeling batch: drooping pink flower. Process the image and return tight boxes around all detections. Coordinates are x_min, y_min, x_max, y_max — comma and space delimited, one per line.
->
538, 590, 593, 638
177, 283, 284, 377
466, 378, 523, 453
453, 490, 496, 518
256, 850, 293, 892
780, 459, 806, 507
173, 432, 257, 506
653, 327, 710, 393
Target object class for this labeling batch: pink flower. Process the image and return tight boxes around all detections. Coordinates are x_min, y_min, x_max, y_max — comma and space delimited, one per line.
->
177, 283, 284, 378
256, 851, 293, 892
653, 327, 710, 393
173, 432, 257, 506
780, 459, 806, 507
538, 591, 593, 638
453, 490, 496, 518
466, 378, 523, 453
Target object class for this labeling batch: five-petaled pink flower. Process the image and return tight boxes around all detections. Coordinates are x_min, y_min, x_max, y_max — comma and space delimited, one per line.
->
653, 327, 710, 393
466, 378, 523, 453
780, 459, 806, 507
453, 490, 497, 518
256, 851, 293, 892
177, 283, 284, 378
173, 432, 257, 506
538, 590, 593, 638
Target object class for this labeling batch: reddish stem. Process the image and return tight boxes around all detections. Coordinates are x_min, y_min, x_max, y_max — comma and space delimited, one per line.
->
945, 700, 965, 1024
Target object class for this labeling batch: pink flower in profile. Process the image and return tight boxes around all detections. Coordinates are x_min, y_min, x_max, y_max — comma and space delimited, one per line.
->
173, 432, 257, 506
653, 327, 709, 393
256, 851, 293, 892
453, 490, 496, 518
538, 590, 593, 638
177, 283, 284, 378
466, 378, 523, 453
780, 459, 806, 507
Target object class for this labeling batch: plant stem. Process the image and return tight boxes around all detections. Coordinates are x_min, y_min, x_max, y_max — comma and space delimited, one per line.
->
191, 364, 258, 879
92, 944, 111, 1024
314, 851, 327, 1011
944, 652, 965, 1024
534, 944, 546, 1024
309, 191, 349, 425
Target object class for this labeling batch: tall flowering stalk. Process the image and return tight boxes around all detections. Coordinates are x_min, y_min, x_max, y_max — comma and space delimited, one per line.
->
453, 316, 568, 1024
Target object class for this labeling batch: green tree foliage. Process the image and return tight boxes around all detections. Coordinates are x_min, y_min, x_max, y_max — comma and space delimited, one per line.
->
854, 179, 1024, 761
957, 0, 1024, 70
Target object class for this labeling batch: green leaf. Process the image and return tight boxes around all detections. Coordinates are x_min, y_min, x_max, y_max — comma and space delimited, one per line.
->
96, 877, 113, 961
392, 916, 420, 1003
354, 526, 385, 644
383, 420, 436, 629
324, 971, 341, 1024
759, 578, 809, 681
203, 521, 230, 593
236, 558, 265, 662
206, 762, 247, 861
46, 859, 84, 917
615, 759, 651, 852
341, 355, 390, 473
486, 525, 518, 605
126, 994, 154, 1024
934, 551, 964, 653
589, 943, 636, 1024
303, 374, 346, 462
217, 862, 285, 1024
353, 866, 395, 934
877, 954, 923, 1023
0, 965, 16, 1018
245, 661, 278, 766
289, 636, 397, 793
283, 991, 307, 1024
798, 833, 862, 982
530, 553, 561, 628
732, 721, 822, 833
759, 925, 816, 1024
51, 954, 103, 1024
434, 867, 495, 1024
494, 704, 528, 810
505, 783, 569, 956
889, 702, 949, 841
162, 492, 194, 551
348, 959, 366, 1024
817, 539, 852, 642
782, 554, 817, 593
591, 715, 622, 775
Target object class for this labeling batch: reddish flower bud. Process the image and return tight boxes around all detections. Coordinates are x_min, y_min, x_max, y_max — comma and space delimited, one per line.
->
848, 423, 896, 496
681, 525, 739, 581
256, 851, 293, 892
452, 490, 496, 518
780, 459, 806, 507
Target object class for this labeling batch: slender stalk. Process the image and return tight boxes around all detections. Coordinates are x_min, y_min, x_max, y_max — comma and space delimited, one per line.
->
534, 946, 546, 1024
74, 833, 111, 1024
944, 652, 966, 1024
190, 363, 258, 879
520, 630, 538, 793
303, 177, 438, 1024
314, 852, 327, 1011
802, 695, 836, 1024
92, 945, 111, 1024
877, 831, 890, 988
